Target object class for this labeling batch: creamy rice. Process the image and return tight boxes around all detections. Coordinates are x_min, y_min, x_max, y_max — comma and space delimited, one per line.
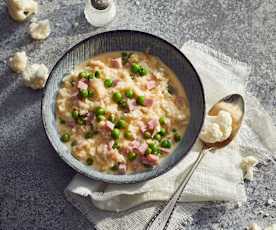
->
56, 51, 190, 174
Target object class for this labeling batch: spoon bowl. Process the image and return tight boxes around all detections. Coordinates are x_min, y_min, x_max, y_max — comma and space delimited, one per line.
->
204, 94, 245, 149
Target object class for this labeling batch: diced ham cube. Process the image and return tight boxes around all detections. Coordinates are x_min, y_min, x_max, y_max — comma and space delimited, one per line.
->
146, 80, 156, 90
141, 154, 159, 166
118, 163, 127, 174
137, 143, 148, 155
147, 119, 157, 131
77, 80, 88, 90
144, 98, 154, 107
138, 122, 147, 133
111, 58, 123, 69
159, 148, 171, 154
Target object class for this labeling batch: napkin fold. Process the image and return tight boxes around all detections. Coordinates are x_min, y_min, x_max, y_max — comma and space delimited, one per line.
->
65, 41, 276, 230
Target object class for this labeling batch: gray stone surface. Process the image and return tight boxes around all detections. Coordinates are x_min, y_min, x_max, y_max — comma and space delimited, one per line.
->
0, 0, 275, 229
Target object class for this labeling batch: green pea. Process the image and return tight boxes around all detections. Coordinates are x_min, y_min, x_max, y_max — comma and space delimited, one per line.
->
160, 140, 172, 148
148, 143, 159, 155
124, 130, 133, 140
127, 152, 137, 161
119, 99, 128, 109
139, 67, 148, 76
96, 115, 105, 122
59, 117, 66, 124
158, 128, 166, 137
159, 116, 166, 125
153, 133, 162, 141
174, 133, 181, 142
86, 158, 93, 165
131, 63, 141, 74
111, 128, 120, 139
125, 89, 134, 98
95, 107, 105, 116
112, 140, 120, 149
108, 114, 116, 123
84, 131, 94, 139
104, 79, 113, 88
143, 131, 152, 139
77, 117, 85, 125
80, 89, 89, 98
79, 71, 93, 79
87, 90, 94, 98
112, 92, 122, 103
115, 119, 127, 129
60, 133, 70, 143
136, 96, 145, 106
145, 147, 152, 155
71, 140, 77, 146
95, 70, 100, 78
71, 110, 79, 119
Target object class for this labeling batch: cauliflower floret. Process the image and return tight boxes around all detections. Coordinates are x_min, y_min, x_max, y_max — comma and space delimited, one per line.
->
248, 223, 262, 230
240, 156, 258, 181
22, 63, 49, 89
7, 0, 38, 22
265, 224, 276, 230
199, 110, 232, 143
8, 51, 28, 73
29, 19, 51, 40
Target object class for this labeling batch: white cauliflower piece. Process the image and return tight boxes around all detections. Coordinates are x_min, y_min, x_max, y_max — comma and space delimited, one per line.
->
240, 156, 258, 181
199, 110, 232, 143
265, 224, 276, 230
7, 0, 38, 22
248, 223, 262, 230
23, 64, 49, 89
29, 19, 51, 40
9, 51, 28, 73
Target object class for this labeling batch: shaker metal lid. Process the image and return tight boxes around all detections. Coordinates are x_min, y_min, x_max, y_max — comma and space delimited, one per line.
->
91, 0, 111, 10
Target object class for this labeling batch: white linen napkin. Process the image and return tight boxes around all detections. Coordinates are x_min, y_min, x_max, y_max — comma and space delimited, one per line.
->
64, 41, 276, 230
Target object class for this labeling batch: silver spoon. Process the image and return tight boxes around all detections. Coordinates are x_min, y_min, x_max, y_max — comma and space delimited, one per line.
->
146, 94, 245, 230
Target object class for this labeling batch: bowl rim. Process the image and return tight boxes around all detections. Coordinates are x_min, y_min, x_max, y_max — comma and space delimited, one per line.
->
41, 29, 205, 184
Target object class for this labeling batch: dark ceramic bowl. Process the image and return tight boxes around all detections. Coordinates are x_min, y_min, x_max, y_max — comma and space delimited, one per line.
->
42, 30, 205, 184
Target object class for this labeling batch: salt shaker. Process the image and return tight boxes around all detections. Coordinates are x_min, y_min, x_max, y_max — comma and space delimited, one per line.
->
84, 0, 116, 27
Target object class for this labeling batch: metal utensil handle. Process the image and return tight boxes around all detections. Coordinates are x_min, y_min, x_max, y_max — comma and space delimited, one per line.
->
146, 148, 208, 230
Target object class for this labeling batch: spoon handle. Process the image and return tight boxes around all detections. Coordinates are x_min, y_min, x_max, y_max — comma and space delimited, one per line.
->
146, 148, 208, 230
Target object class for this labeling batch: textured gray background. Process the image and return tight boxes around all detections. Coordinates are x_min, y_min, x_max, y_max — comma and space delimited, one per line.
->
0, 0, 275, 229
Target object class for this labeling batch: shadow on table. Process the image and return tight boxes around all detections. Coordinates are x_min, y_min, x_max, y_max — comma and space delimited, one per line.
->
45, 3, 98, 39
189, 202, 227, 227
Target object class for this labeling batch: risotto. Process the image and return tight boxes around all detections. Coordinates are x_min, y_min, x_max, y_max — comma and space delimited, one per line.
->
56, 51, 190, 174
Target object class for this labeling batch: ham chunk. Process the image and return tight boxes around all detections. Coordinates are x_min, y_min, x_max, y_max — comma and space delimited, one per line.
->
141, 154, 159, 166
111, 58, 123, 69
147, 119, 157, 131
118, 163, 127, 174
146, 80, 156, 90
77, 80, 88, 90
144, 98, 154, 107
